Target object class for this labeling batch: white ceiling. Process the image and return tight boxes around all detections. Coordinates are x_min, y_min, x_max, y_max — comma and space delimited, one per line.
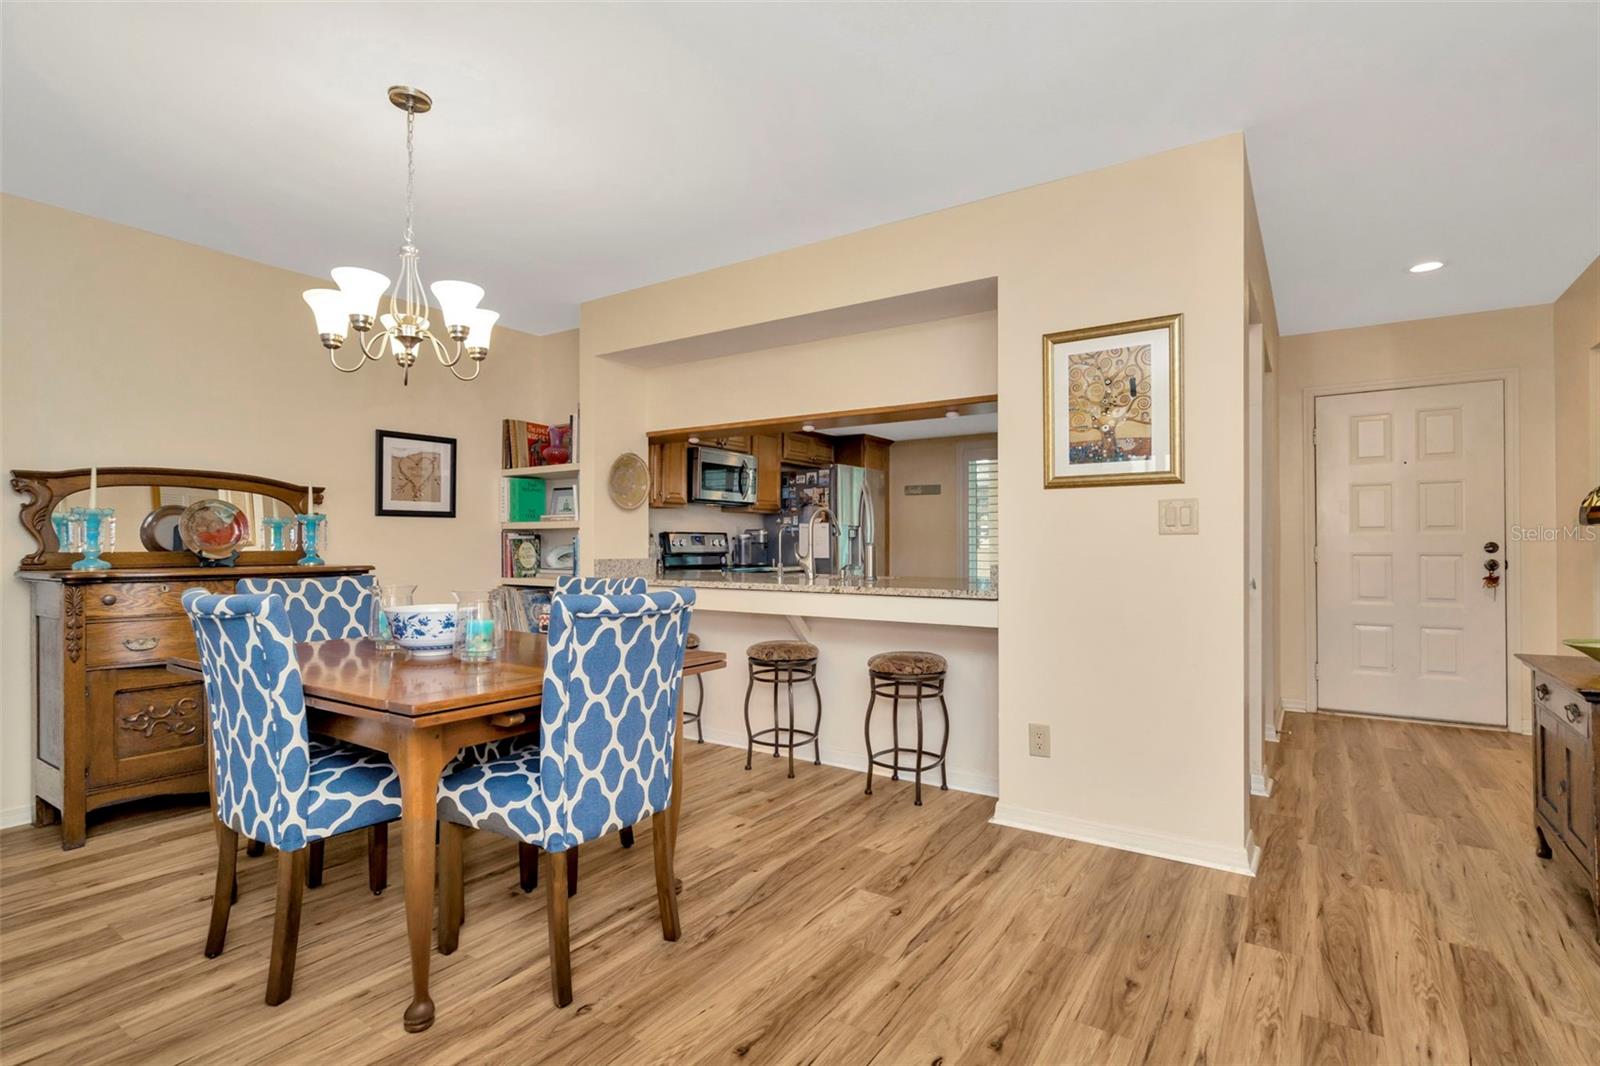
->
3, 3, 1594, 337
817, 413, 999, 442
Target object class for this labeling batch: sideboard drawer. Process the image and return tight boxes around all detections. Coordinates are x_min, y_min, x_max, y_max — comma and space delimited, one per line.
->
83, 578, 235, 620
1535, 676, 1592, 739
85, 617, 198, 668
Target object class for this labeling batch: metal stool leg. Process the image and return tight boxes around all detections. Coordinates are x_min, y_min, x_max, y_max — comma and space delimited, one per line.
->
786, 669, 797, 779
913, 683, 925, 806
863, 685, 877, 795
743, 665, 757, 771
890, 684, 901, 781
811, 673, 823, 766
694, 674, 705, 744
771, 667, 780, 759
938, 687, 950, 791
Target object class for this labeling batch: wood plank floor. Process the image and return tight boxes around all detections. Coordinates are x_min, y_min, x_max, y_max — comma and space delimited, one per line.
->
3, 712, 1599, 1064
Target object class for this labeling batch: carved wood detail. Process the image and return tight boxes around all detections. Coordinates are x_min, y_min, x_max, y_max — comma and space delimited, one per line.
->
119, 696, 201, 738
10, 466, 324, 571
64, 587, 84, 664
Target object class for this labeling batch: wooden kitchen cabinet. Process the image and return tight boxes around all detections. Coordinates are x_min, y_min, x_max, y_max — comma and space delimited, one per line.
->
700, 434, 752, 453
1518, 653, 1599, 940
748, 434, 783, 513
781, 432, 835, 466
649, 441, 688, 507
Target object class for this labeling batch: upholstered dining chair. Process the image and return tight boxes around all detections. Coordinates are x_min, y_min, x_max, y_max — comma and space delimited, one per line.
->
235, 574, 386, 890
436, 587, 695, 1006
184, 590, 403, 1006
550, 576, 651, 862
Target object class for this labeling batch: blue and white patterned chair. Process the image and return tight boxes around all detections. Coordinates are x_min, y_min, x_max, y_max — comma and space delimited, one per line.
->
235, 574, 391, 889
235, 573, 376, 642
184, 590, 403, 1006
435, 587, 695, 1007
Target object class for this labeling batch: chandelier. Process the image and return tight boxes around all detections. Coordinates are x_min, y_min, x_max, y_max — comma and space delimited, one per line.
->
302, 86, 497, 385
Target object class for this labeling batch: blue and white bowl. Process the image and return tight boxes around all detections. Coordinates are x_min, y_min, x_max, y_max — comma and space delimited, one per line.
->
386, 603, 457, 657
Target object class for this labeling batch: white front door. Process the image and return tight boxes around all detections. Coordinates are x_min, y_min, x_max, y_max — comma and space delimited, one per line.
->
1315, 380, 1507, 725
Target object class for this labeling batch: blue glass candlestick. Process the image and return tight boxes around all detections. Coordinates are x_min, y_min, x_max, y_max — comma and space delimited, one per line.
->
262, 515, 295, 553
52, 513, 75, 552
71, 507, 114, 571
295, 513, 326, 566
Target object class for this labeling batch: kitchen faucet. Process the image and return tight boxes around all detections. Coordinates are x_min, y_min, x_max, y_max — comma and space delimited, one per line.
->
795, 505, 833, 580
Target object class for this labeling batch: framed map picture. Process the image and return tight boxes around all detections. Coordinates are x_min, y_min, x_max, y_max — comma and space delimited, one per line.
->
375, 429, 457, 517
1043, 313, 1183, 488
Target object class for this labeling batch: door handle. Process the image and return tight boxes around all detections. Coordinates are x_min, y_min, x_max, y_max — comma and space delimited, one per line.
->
1536, 683, 1551, 701
122, 636, 160, 652
1566, 703, 1584, 725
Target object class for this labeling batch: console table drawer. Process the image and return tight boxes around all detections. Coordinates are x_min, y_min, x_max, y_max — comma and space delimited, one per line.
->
83, 578, 234, 620
86, 617, 197, 668
1536, 676, 1592, 739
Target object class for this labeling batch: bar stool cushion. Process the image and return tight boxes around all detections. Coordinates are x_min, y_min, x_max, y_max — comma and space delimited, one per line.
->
868, 650, 948, 677
748, 639, 818, 663
686, 632, 701, 650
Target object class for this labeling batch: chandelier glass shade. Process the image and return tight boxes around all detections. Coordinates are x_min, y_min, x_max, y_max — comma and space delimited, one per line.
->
302, 86, 496, 385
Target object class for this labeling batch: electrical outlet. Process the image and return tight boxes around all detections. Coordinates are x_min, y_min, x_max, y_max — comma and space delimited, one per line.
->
1028, 722, 1051, 758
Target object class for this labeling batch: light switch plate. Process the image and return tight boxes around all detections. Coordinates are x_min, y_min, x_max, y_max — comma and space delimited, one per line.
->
1159, 498, 1199, 535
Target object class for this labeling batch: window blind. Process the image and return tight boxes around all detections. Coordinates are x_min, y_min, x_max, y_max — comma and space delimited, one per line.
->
965, 457, 999, 580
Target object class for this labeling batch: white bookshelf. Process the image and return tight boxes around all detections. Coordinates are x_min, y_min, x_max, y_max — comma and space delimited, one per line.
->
501, 519, 579, 531
502, 574, 561, 588
501, 463, 579, 480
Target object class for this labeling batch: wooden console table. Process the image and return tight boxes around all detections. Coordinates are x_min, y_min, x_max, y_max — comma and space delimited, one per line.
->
1517, 653, 1599, 938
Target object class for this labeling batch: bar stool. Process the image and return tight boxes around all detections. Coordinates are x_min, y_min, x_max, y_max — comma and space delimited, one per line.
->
863, 651, 949, 805
743, 640, 822, 778
684, 632, 705, 743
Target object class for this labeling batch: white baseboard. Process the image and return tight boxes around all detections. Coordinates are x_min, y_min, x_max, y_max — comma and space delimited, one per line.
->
1, 804, 34, 830
1279, 698, 1307, 713
1250, 772, 1274, 798
695, 726, 999, 798
989, 801, 1259, 876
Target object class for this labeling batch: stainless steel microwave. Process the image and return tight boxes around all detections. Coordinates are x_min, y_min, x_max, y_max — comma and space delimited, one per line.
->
689, 446, 757, 505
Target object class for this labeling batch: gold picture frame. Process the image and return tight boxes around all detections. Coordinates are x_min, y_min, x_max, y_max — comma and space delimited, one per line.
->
1042, 313, 1183, 488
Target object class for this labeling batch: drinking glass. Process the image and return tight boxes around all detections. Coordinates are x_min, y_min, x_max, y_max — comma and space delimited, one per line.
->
453, 589, 506, 663
373, 583, 416, 652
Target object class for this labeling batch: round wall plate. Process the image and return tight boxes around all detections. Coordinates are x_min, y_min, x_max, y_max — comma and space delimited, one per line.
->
608, 452, 649, 510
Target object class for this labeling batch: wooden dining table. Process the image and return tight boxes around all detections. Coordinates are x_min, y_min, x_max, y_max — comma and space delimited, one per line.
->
168, 629, 726, 1033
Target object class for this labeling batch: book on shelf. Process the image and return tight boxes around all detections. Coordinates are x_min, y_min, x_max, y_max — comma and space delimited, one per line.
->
501, 419, 552, 468
503, 587, 553, 634
502, 530, 543, 578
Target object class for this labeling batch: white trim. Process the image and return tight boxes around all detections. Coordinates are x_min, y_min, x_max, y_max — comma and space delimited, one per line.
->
1, 805, 34, 831
695, 725, 999, 798
956, 439, 998, 581
989, 802, 1259, 876
1300, 369, 1522, 730
1250, 772, 1274, 798
1279, 697, 1307, 711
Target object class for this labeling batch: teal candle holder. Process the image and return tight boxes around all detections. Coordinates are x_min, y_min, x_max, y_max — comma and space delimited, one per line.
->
262, 515, 295, 553
295, 513, 326, 566
70, 507, 115, 571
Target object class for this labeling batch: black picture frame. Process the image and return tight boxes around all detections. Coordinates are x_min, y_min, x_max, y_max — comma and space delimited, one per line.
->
374, 429, 458, 517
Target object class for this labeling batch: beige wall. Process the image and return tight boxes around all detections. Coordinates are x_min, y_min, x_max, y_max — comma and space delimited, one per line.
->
1273, 305, 1559, 713
1553, 257, 1600, 639
888, 433, 997, 579
578, 135, 1261, 871
0, 195, 578, 823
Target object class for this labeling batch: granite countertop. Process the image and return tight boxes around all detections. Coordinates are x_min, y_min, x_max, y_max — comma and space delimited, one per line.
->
652, 572, 998, 600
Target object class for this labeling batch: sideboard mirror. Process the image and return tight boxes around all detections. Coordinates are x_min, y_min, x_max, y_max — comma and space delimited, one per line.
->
12, 467, 320, 570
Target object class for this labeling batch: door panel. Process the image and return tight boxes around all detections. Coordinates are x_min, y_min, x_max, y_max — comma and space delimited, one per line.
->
1315, 381, 1506, 724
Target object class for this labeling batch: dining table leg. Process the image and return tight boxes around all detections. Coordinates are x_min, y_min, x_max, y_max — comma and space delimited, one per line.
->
394, 724, 448, 1034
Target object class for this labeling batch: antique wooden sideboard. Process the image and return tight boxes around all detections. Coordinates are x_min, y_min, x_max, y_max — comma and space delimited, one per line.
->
1517, 653, 1599, 938
12, 466, 370, 849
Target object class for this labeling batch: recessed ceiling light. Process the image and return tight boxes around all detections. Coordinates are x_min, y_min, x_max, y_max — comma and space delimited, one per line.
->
801, 423, 815, 432
1409, 260, 1445, 274
687, 435, 699, 444
945, 410, 960, 418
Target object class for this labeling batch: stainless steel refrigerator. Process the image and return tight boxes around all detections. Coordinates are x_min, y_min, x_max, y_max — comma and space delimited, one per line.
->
826, 463, 888, 578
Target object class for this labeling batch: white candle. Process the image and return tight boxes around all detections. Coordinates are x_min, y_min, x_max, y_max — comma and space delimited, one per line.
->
307, 485, 315, 516
89, 466, 98, 510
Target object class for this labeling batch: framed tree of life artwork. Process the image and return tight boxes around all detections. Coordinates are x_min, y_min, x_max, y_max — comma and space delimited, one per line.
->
1043, 314, 1183, 488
